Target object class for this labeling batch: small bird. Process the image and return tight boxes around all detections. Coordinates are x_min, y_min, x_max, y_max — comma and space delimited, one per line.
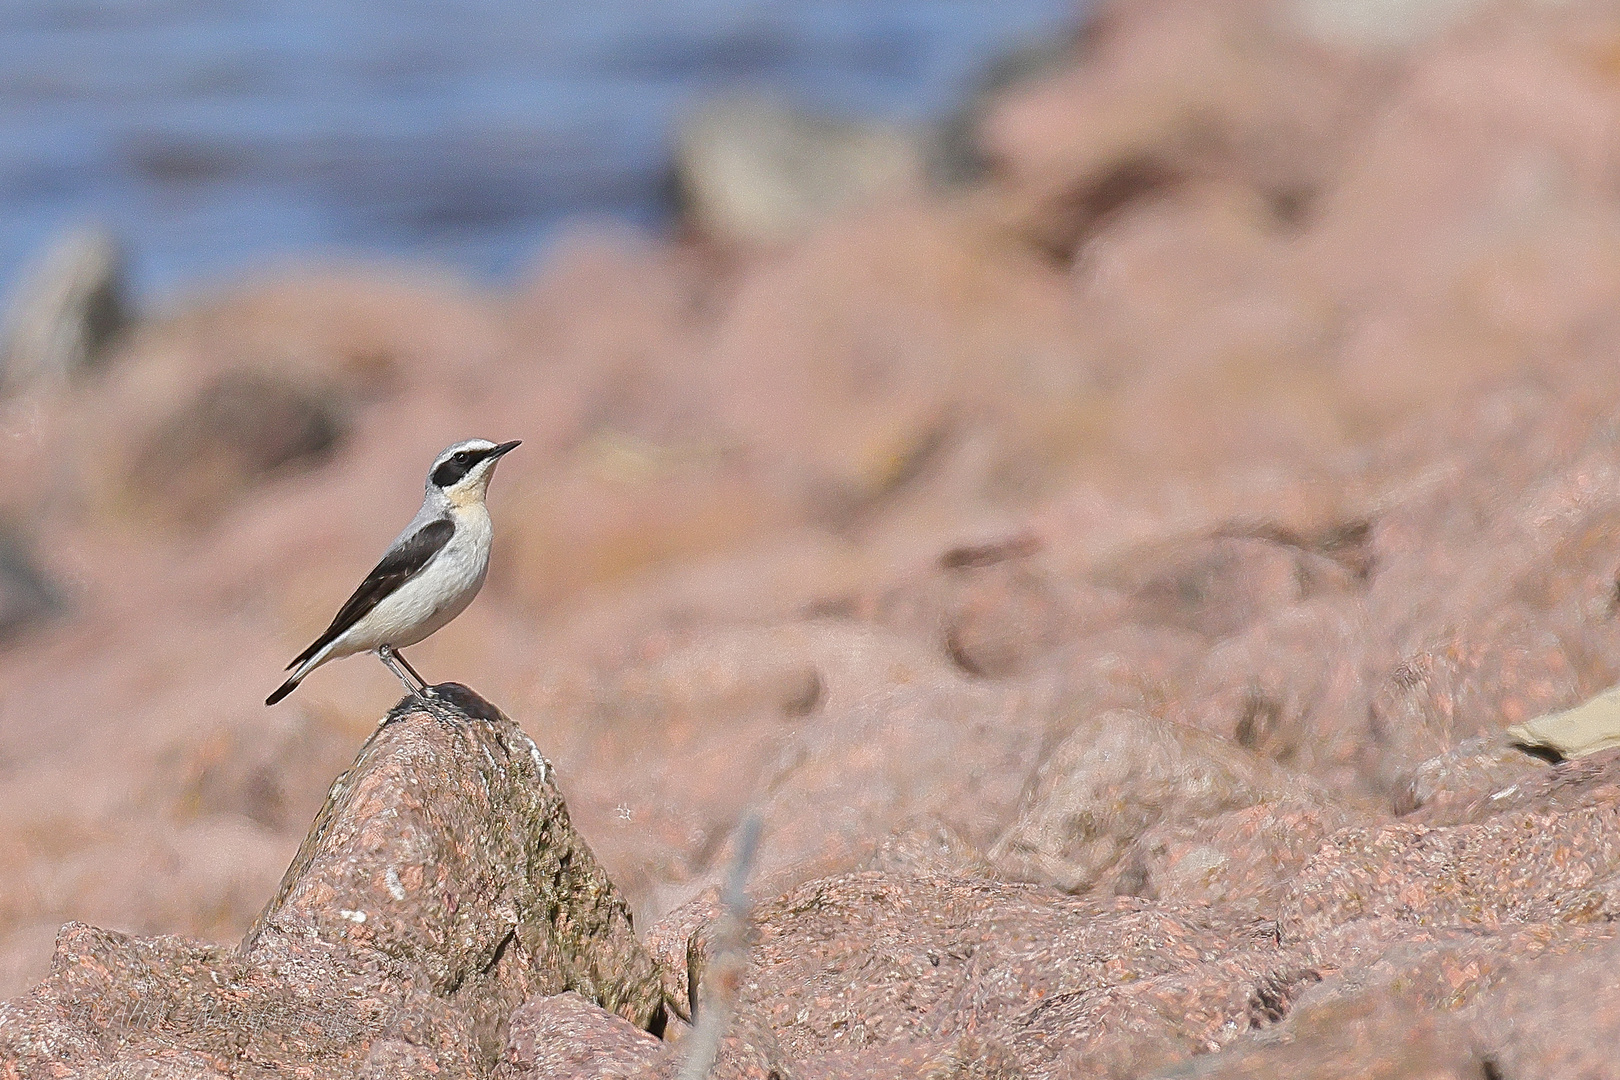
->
266, 438, 520, 706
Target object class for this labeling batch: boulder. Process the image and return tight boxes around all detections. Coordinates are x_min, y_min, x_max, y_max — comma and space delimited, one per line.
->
0, 686, 671, 1078
1168, 920, 1619, 1078
1, 922, 483, 1079
125, 367, 347, 527
498, 992, 663, 1080
865, 539, 1125, 679
1302, 12, 1620, 423
1, 226, 130, 388
1106, 796, 1360, 909
585, 621, 1076, 913
695, 624, 1070, 900
529, 624, 834, 924
673, 97, 923, 248
1099, 533, 1361, 641
976, 0, 1375, 260
1367, 609, 1581, 798
1282, 749, 1620, 939
1155, 987, 1479, 1079
630, 1013, 794, 1080
664, 871, 1304, 1079
1396, 734, 1551, 821
991, 709, 1315, 893
696, 200, 1082, 520
1183, 598, 1384, 795
862, 819, 999, 882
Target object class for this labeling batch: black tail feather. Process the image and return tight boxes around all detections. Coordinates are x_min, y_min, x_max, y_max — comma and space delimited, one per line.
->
285, 634, 328, 671
266, 673, 301, 706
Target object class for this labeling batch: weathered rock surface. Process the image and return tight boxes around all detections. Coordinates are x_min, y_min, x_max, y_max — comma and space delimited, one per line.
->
721, 873, 1291, 1070
1164, 920, 1620, 1078
3, 922, 484, 1079
1104, 796, 1360, 909
991, 708, 1317, 893
1283, 749, 1620, 939
1468, 934, 1620, 1080
1159, 989, 1480, 1079
0, 686, 670, 1078
1396, 733, 1551, 820
498, 992, 663, 1080
866, 540, 1124, 678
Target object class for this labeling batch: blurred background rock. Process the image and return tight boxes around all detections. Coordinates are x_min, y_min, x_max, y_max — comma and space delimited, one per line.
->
7, 0, 1620, 1075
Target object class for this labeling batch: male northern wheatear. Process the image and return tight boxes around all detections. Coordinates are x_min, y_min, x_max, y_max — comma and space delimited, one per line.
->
266, 438, 520, 706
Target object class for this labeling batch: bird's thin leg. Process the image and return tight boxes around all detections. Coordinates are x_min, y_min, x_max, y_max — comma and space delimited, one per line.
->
377, 644, 430, 703
390, 647, 432, 692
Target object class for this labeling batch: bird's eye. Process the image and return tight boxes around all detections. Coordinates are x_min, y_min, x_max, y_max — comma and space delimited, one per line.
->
454, 451, 471, 462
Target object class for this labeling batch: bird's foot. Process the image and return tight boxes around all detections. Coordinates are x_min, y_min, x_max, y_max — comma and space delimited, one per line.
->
414, 688, 468, 727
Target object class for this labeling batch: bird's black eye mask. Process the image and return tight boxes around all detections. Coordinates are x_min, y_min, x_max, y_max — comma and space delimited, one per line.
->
431, 448, 486, 488
430, 440, 519, 489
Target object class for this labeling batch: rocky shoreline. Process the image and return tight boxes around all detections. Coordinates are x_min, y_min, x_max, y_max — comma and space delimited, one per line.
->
9, 0, 1620, 1075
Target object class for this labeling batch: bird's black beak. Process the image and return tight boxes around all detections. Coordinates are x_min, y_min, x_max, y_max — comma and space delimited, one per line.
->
490, 440, 521, 459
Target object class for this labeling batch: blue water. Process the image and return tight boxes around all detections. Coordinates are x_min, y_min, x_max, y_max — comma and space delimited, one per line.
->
0, 0, 1078, 299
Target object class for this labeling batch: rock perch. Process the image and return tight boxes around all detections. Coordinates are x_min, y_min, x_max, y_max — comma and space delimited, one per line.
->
0, 684, 670, 1079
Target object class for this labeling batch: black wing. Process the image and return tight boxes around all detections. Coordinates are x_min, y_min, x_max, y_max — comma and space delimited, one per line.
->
284, 517, 455, 669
